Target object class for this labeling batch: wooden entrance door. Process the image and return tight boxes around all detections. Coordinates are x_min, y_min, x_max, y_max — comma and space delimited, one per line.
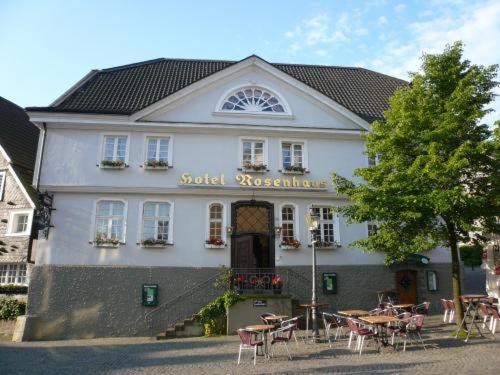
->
396, 270, 418, 304
231, 200, 274, 269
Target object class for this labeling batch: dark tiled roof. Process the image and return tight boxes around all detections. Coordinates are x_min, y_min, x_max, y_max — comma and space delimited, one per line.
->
0, 96, 40, 204
26, 56, 408, 122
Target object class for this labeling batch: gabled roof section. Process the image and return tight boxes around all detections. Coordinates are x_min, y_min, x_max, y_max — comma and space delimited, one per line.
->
0, 96, 40, 206
26, 56, 408, 123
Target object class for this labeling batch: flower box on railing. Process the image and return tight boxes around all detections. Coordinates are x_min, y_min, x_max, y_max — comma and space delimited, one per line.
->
205, 238, 226, 249
280, 165, 308, 175
143, 160, 170, 170
309, 241, 341, 249
99, 160, 127, 169
279, 239, 301, 250
92, 238, 122, 248
140, 239, 169, 248
239, 162, 268, 173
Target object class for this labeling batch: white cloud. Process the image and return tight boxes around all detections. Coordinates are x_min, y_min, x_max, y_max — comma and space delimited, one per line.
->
365, 0, 500, 125
284, 11, 371, 53
377, 16, 388, 26
315, 49, 328, 57
394, 3, 406, 13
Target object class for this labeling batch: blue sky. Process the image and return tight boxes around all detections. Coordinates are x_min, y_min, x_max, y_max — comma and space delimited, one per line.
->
1, 0, 498, 124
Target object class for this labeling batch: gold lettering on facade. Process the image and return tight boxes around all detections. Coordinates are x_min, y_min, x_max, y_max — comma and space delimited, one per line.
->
181, 172, 192, 184
180, 172, 328, 190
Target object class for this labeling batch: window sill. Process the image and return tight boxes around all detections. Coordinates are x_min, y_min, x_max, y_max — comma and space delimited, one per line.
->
98, 164, 128, 170
90, 241, 123, 248
143, 166, 170, 170
139, 243, 173, 248
213, 111, 294, 120
237, 168, 269, 173
204, 243, 226, 249
279, 245, 300, 250
5, 233, 30, 237
308, 243, 341, 250
279, 169, 309, 175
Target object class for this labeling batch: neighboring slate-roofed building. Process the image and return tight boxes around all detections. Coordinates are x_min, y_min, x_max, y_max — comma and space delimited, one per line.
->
0, 96, 39, 286
24, 55, 452, 340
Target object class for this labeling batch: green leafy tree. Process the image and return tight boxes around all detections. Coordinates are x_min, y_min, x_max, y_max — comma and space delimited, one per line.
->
459, 245, 484, 269
331, 42, 499, 328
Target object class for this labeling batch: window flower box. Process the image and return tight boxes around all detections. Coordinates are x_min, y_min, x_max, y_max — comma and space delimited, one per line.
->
92, 238, 121, 248
99, 160, 127, 169
239, 162, 268, 173
281, 165, 308, 175
205, 238, 226, 249
143, 160, 170, 170
279, 239, 301, 249
140, 239, 169, 248
310, 241, 341, 249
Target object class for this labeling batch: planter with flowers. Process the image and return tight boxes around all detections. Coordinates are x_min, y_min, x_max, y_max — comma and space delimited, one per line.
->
143, 160, 170, 170
140, 239, 169, 248
311, 241, 341, 250
281, 164, 308, 175
99, 160, 127, 169
240, 161, 268, 173
279, 239, 301, 250
93, 237, 121, 248
272, 276, 283, 294
205, 238, 226, 249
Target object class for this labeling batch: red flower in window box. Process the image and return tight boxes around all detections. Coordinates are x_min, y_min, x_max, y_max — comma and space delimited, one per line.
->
272, 276, 283, 286
495, 265, 500, 276
234, 275, 245, 283
482, 250, 488, 259
280, 239, 301, 248
205, 238, 225, 246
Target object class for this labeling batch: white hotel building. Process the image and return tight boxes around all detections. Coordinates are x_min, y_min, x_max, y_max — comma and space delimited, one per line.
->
24, 56, 452, 339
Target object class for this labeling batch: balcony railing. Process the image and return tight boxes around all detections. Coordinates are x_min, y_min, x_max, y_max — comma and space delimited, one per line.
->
232, 268, 288, 295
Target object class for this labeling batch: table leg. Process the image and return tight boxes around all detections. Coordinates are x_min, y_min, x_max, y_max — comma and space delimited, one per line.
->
455, 303, 471, 338
305, 307, 310, 342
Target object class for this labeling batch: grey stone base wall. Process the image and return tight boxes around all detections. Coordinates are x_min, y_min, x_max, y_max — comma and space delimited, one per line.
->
25, 265, 219, 341
24, 263, 453, 341
282, 263, 453, 316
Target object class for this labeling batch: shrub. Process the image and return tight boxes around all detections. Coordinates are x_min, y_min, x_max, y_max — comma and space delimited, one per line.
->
0, 298, 26, 320
197, 290, 239, 336
0, 284, 28, 294
460, 245, 484, 269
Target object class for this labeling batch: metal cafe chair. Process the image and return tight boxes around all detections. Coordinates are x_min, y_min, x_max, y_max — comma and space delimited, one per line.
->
237, 329, 264, 366
280, 316, 303, 346
269, 324, 296, 360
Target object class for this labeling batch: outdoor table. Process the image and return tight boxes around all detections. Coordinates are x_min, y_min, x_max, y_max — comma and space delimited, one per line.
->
245, 324, 275, 358
263, 315, 288, 323
337, 310, 370, 317
393, 303, 414, 313
299, 303, 329, 342
455, 294, 489, 342
359, 315, 400, 349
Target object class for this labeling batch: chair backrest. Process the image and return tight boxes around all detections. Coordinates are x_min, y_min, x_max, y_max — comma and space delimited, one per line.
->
237, 329, 253, 345
322, 312, 336, 327
410, 314, 425, 331
478, 303, 490, 316
283, 324, 296, 340
346, 318, 360, 333
412, 302, 430, 315
487, 305, 499, 319
260, 313, 275, 324
446, 299, 455, 310
440, 299, 449, 310
333, 313, 349, 327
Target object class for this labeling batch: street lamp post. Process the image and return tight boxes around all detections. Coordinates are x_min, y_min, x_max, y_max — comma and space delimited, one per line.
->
305, 208, 320, 342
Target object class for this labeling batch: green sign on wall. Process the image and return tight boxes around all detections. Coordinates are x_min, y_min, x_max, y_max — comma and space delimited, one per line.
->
322, 272, 337, 294
142, 284, 158, 307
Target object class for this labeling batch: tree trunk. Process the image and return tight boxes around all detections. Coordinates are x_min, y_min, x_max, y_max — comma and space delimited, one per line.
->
448, 223, 465, 329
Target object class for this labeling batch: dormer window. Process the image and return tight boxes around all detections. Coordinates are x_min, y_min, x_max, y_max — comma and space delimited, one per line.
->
220, 87, 287, 113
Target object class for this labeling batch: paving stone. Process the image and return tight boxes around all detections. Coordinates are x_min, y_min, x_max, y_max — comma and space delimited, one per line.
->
0, 316, 498, 374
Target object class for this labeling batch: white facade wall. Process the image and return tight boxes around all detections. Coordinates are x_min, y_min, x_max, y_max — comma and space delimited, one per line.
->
33, 64, 451, 268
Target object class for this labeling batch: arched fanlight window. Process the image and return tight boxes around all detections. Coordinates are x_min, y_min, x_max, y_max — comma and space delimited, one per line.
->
221, 87, 285, 113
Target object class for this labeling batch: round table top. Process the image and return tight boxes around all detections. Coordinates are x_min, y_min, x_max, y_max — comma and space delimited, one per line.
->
337, 310, 370, 316
246, 324, 275, 331
393, 303, 414, 308
263, 315, 288, 321
359, 315, 399, 324
300, 303, 329, 308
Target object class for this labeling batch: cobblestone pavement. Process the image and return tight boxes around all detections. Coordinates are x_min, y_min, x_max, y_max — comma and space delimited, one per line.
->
1, 317, 498, 374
